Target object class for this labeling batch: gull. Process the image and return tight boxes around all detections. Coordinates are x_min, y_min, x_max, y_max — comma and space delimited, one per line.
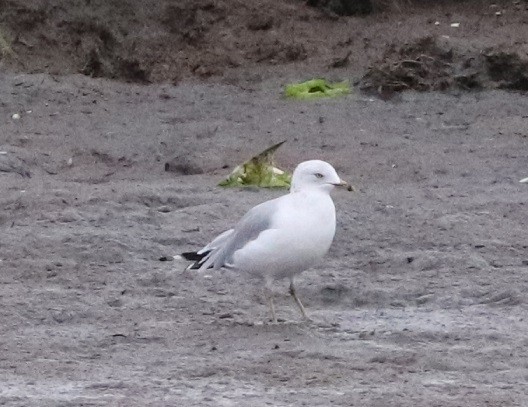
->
182, 160, 349, 322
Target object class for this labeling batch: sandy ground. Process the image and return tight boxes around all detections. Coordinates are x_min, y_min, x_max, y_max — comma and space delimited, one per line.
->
1, 70, 528, 406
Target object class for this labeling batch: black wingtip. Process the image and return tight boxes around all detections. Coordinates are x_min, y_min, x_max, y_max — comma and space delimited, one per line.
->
182, 250, 212, 270
181, 251, 204, 261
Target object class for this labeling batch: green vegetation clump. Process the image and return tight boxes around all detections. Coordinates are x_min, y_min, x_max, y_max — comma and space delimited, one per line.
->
285, 79, 350, 100
219, 141, 291, 188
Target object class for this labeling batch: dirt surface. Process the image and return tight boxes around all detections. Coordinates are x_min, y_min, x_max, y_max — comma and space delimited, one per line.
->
2, 1, 528, 406
1, 0, 528, 85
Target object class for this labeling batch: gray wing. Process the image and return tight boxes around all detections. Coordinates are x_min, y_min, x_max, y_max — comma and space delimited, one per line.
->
197, 229, 234, 255
183, 229, 234, 270
198, 199, 277, 271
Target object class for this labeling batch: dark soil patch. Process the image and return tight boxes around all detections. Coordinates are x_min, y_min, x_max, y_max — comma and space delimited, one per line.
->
306, 0, 373, 16
0, 0, 322, 82
485, 51, 528, 91
360, 36, 528, 96
1, 0, 526, 86
360, 36, 456, 93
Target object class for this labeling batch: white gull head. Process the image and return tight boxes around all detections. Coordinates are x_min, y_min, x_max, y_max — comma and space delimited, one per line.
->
290, 160, 346, 193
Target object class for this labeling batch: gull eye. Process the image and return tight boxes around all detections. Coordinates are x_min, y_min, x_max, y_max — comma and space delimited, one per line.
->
314, 173, 324, 179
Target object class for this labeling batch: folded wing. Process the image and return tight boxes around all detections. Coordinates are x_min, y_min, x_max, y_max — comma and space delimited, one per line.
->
187, 199, 277, 271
